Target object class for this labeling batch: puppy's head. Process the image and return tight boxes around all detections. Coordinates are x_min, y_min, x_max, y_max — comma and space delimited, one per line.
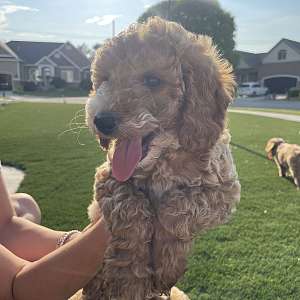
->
265, 137, 285, 160
86, 17, 235, 182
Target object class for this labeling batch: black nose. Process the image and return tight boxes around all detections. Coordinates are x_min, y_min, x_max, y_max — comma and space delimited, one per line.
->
94, 112, 118, 135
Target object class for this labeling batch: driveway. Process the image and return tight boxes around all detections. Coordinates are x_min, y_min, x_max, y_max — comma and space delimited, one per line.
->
232, 97, 300, 110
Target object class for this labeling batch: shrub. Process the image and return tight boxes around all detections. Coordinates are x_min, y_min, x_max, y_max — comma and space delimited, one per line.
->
23, 81, 38, 92
288, 87, 300, 98
80, 78, 92, 91
51, 77, 66, 89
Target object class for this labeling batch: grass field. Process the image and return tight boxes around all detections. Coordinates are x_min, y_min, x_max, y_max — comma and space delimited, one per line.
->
230, 107, 300, 116
1, 103, 300, 299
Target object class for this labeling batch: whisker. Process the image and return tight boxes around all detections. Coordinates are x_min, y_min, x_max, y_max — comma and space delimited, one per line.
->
68, 108, 86, 128
76, 126, 86, 146
69, 114, 85, 127
58, 126, 88, 138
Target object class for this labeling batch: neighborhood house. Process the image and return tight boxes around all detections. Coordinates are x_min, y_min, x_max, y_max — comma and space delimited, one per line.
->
0, 41, 90, 91
1, 37, 300, 95
236, 38, 300, 94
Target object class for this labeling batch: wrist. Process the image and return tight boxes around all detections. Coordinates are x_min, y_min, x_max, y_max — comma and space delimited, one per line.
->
94, 218, 111, 245
57, 230, 81, 248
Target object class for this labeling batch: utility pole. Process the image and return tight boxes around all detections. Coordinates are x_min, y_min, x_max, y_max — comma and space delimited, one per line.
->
167, 0, 171, 19
112, 19, 116, 37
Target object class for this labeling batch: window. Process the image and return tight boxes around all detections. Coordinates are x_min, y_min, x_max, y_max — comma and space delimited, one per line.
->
61, 70, 74, 83
240, 84, 250, 88
252, 84, 261, 88
278, 49, 287, 60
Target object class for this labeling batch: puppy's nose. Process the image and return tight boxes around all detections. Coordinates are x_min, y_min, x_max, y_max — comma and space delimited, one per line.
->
94, 112, 118, 135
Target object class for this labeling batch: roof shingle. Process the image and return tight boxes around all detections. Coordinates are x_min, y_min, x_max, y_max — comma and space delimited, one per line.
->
7, 41, 64, 64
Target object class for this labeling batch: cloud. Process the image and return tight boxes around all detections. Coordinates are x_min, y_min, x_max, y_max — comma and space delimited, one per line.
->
86, 14, 121, 26
0, 4, 39, 29
144, 4, 152, 9
16, 32, 56, 39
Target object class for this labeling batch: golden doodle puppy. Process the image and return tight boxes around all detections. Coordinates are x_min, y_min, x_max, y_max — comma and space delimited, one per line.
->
83, 17, 240, 300
265, 137, 300, 189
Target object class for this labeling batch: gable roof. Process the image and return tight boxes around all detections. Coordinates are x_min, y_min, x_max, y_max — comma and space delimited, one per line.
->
60, 42, 90, 69
281, 38, 300, 55
49, 52, 74, 67
236, 51, 266, 68
7, 41, 64, 64
6, 40, 90, 69
0, 41, 18, 60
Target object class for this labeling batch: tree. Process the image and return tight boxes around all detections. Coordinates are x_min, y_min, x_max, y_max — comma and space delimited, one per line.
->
77, 43, 93, 59
138, 0, 237, 65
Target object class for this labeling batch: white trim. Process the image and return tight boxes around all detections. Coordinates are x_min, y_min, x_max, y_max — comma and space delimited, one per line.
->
17, 61, 20, 80
35, 56, 57, 67
0, 41, 19, 60
61, 42, 90, 71
57, 48, 81, 70
0, 58, 18, 62
262, 74, 300, 82
34, 43, 65, 66
0, 54, 15, 58
262, 40, 300, 64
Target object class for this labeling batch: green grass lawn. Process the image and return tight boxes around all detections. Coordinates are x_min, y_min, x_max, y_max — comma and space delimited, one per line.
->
1, 103, 300, 299
230, 107, 300, 116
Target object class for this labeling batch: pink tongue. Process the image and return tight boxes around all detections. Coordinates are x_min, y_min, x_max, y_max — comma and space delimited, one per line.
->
112, 137, 142, 182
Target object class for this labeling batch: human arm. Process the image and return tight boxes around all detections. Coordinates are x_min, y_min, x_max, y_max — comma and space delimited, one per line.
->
0, 162, 15, 226
0, 218, 110, 300
0, 164, 67, 261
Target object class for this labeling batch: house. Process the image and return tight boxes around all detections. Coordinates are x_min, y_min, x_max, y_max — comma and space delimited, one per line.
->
0, 40, 90, 91
0, 41, 20, 91
235, 38, 300, 94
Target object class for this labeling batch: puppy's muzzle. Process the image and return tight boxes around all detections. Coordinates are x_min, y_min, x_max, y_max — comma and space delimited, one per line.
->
94, 112, 119, 136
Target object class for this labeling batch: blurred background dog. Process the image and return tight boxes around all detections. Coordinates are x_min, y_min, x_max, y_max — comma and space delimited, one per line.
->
265, 137, 300, 189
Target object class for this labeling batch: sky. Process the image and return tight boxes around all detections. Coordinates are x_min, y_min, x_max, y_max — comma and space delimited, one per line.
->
0, 0, 300, 53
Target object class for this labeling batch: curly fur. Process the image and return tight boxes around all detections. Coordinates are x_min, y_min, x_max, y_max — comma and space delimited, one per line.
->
83, 17, 241, 300
265, 137, 300, 189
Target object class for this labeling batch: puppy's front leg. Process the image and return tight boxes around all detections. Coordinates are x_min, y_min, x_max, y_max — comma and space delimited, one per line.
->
153, 179, 240, 295
101, 180, 154, 300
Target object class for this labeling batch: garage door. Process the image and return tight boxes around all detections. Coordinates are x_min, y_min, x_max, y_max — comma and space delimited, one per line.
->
0, 74, 12, 91
264, 77, 297, 94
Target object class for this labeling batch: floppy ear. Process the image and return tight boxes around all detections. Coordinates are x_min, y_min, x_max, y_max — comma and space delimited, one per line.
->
265, 141, 276, 154
178, 36, 235, 153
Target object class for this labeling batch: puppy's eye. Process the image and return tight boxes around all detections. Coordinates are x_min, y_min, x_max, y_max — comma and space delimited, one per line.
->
143, 74, 161, 88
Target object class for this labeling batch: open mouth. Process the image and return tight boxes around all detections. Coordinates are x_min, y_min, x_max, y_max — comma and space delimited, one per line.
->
97, 131, 156, 182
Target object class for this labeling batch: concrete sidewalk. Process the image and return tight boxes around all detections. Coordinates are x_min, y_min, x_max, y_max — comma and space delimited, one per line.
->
229, 109, 300, 123
2, 166, 25, 194
6, 94, 86, 104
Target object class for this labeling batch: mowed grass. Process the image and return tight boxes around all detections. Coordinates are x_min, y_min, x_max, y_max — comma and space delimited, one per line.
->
230, 107, 300, 116
1, 103, 300, 299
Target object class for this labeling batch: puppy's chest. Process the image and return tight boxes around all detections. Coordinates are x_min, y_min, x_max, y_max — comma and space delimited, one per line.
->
133, 156, 198, 205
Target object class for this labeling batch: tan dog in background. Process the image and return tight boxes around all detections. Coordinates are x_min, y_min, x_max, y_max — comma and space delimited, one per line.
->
265, 137, 300, 189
